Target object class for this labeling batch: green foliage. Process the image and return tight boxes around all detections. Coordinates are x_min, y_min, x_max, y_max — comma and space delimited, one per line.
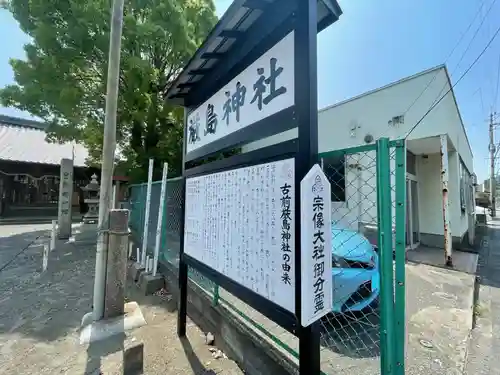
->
0, 0, 217, 181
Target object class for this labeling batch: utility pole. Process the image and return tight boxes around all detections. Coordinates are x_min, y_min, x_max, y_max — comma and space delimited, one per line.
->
490, 112, 499, 218
92, 0, 125, 321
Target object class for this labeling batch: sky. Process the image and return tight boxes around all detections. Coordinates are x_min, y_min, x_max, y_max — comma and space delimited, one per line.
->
1, 0, 500, 181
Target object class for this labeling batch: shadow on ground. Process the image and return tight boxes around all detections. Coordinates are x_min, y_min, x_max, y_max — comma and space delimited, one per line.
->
477, 218, 500, 289
0, 229, 95, 343
0, 225, 238, 375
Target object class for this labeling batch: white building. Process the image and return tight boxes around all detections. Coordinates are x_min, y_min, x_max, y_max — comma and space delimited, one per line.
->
243, 65, 476, 255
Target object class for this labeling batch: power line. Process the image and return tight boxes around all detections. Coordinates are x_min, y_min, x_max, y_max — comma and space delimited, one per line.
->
451, 0, 497, 76
402, 0, 487, 116
406, 21, 500, 139
423, 0, 498, 115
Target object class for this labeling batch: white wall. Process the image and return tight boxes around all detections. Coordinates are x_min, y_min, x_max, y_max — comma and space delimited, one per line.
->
242, 66, 474, 241
243, 66, 473, 173
327, 151, 381, 229
323, 150, 397, 234
404, 149, 471, 240
415, 154, 443, 235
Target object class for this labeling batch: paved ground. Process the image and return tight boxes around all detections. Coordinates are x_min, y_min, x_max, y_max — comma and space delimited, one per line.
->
464, 217, 500, 375
0, 224, 244, 375
137, 227, 479, 375
217, 256, 476, 375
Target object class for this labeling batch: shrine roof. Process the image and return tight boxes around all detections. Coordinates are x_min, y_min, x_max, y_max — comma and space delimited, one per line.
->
164, 0, 342, 107
0, 114, 88, 167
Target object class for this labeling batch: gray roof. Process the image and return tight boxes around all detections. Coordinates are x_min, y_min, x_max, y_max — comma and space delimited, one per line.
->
0, 115, 88, 167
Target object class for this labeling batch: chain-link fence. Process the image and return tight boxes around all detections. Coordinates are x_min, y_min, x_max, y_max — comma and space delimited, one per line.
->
128, 138, 406, 375
129, 177, 216, 295
319, 139, 406, 375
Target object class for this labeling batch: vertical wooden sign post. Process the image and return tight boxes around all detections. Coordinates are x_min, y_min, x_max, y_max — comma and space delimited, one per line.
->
58, 158, 73, 239
163, 1, 342, 373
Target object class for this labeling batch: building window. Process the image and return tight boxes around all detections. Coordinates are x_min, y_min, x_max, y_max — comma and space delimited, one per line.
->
459, 161, 467, 214
407, 150, 416, 175
322, 154, 346, 202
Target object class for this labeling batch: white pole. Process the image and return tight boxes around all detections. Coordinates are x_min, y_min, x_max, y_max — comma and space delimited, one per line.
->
141, 159, 154, 267
112, 183, 117, 209
50, 220, 57, 251
128, 241, 133, 259
136, 247, 140, 264
42, 243, 49, 272
146, 255, 151, 272
92, 0, 124, 321
153, 163, 168, 277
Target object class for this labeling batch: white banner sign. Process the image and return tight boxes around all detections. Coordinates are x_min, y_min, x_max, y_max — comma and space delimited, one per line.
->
186, 31, 295, 154
184, 158, 296, 313
300, 164, 332, 327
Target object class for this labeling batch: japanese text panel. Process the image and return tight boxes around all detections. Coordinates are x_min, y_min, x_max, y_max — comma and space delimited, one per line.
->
184, 158, 296, 312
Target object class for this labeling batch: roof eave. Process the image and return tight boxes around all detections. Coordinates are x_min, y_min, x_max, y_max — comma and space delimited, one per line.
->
165, 0, 342, 107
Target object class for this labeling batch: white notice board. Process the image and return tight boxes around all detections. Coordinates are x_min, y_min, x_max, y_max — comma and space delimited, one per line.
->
184, 158, 296, 313
300, 164, 332, 326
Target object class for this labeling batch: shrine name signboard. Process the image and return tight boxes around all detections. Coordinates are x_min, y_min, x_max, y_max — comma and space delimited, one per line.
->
184, 158, 296, 313
186, 31, 295, 155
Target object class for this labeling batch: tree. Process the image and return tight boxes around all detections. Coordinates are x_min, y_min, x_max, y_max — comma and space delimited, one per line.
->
0, 0, 217, 181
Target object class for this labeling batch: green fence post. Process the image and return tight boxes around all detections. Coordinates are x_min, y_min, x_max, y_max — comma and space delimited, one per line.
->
376, 137, 396, 375
394, 139, 406, 374
212, 285, 220, 306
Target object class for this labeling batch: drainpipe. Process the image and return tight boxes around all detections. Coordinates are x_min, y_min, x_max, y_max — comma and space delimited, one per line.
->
439, 135, 453, 267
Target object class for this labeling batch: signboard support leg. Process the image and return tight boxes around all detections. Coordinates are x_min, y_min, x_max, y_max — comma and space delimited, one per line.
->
299, 325, 320, 372
294, 0, 321, 373
177, 261, 188, 337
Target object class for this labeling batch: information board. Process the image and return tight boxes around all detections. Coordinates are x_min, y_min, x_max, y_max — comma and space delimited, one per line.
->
300, 164, 332, 326
184, 158, 296, 313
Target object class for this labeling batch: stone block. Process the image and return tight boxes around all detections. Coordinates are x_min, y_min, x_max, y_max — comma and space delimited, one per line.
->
138, 272, 164, 295
128, 261, 145, 283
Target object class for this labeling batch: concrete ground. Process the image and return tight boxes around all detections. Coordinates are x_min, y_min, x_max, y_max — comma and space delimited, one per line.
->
405, 260, 474, 375
216, 255, 476, 375
137, 228, 480, 374
152, 234, 478, 374
463, 217, 500, 375
0, 224, 243, 375
407, 246, 478, 274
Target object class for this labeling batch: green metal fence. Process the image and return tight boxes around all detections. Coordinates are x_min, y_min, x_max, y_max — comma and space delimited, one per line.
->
128, 137, 406, 375
318, 138, 406, 374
